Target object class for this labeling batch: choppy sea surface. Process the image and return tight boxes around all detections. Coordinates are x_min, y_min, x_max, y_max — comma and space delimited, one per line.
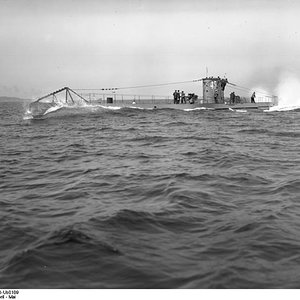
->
0, 101, 299, 288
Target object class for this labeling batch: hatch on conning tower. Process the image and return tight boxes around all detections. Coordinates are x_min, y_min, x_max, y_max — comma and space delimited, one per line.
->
202, 77, 228, 104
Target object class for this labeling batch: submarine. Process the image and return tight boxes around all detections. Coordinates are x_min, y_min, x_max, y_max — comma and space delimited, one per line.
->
28, 76, 277, 118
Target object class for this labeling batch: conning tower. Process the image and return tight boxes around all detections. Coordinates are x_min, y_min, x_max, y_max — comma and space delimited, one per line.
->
202, 77, 228, 104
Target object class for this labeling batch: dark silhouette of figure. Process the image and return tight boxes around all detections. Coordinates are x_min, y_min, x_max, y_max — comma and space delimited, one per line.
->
176, 90, 180, 104
181, 91, 186, 104
173, 90, 177, 104
230, 92, 236, 104
188, 93, 197, 104
214, 91, 218, 103
251, 92, 256, 103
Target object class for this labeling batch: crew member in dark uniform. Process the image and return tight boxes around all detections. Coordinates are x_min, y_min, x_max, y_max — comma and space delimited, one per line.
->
173, 90, 177, 104
251, 92, 256, 103
230, 92, 236, 104
181, 91, 185, 104
214, 91, 218, 103
176, 90, 180, 104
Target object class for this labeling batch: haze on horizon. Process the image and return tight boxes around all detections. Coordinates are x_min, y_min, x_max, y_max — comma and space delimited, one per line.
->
0, 0, 300, 99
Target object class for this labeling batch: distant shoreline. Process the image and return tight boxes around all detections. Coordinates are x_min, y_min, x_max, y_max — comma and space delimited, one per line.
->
0, 96, 31, 102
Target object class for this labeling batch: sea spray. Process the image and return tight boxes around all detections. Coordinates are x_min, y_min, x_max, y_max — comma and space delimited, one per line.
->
266, 73, 300, 111
23, 101, 124, 119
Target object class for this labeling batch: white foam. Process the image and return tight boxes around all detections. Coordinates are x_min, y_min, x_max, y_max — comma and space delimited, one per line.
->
43, 103, 63, 115
228, 108, 247, 113
98, 105, 122, 110
184, 107, 211, 112
23, 114, 33, 120
23, 107, 34, 120
264, 105, 300, 112
271, 72, 300, 111
128, 106, 154, 110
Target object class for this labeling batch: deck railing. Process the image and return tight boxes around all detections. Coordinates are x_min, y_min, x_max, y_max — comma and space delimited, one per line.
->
79, 92, 174, 104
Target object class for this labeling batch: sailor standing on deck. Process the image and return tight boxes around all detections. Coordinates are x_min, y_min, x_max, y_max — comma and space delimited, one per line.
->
214, 91, 218, 103
181, 91, 185, 104
251, 92, 256, 103
173, 90, 177, 104
230, 92, 236, 104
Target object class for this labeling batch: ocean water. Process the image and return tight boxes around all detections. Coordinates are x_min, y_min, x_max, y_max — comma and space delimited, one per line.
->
0, 101, 299, 288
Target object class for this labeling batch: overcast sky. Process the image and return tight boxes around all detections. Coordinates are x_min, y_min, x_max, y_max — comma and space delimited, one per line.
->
1, 0, 300, 98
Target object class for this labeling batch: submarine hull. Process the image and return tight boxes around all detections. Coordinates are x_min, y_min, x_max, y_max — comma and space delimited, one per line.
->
93, 99, 273, 110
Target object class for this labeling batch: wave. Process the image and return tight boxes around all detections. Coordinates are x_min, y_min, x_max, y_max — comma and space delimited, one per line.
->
3, 98, 300, 288
264, 105, 300, 112
89, 208, 204, 234
184, 107, 213, 111
97, 104, 122, 110
44, 103, 64, 114
126, 106, 156, 110
0, 224, 124, 288
233, 109, 248, 113
42, 227, 120, 253
1, 225, 122, 269
23, 101, 164, 120
23, 101, 124, 120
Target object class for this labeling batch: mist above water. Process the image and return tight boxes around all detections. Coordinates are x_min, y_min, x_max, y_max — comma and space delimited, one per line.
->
275, 73, 300, 109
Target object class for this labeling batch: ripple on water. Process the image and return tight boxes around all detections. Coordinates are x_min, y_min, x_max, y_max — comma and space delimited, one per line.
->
0, 102, 299, 288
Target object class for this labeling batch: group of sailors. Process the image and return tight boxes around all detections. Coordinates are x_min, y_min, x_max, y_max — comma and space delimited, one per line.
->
173, 89, 256, 105
229, 91, 256, 104
229, 92, 241, 104
173, 90, 198, 104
